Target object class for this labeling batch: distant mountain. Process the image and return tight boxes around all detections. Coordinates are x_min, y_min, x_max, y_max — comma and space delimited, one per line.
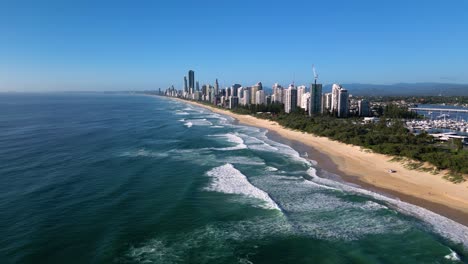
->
322, 83, 468, 96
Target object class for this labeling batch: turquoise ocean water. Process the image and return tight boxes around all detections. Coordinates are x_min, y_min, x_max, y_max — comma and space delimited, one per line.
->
0, 93, 467, 263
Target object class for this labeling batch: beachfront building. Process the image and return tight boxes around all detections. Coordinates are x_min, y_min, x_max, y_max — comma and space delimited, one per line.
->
256, 90, 265, 105
188, 70, 195, 94
338, 88, 349, 118
229, 96, 239, 109
250, 82, 263, 105
309, 83, 323, 116
242, 87, 251, 106
322, 93, 332, 114
301, 92, 311, 111
297, 85, 307, 107
272, 83, 284, 104
331, 84, 342, 114
284, 84, 297, 113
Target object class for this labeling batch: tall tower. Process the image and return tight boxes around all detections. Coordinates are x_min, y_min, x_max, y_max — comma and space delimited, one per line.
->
331, 84, 342, 114
338, 89, 349, 118
188, 70, 195, 94
309, 65, 323, 116
215, 79, 219, 96
183, 76, 188, 94
285, 84, 297, 113
309, 84, 323, 115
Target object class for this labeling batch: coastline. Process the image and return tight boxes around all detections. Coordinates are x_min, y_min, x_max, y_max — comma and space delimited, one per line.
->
169, 97, 468, 227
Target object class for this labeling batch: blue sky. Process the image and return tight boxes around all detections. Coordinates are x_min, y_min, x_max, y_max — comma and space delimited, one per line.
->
1, 0, 467, 91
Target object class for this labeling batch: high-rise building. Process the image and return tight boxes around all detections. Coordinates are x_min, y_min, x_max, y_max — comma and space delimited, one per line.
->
323, 93, 332, 113
338, 89, 349, 118
255, 90, 265, 105
301, 92, 311, 111
215, 79, 219, 96
229, 96, 239, 109
309, 83, 323, 116
272, 83, 283, 104
284, 84, 297, 113
297, 85, 307, 107
242, 87, 251, 106
188, 70, 195, 94
184, 76, 188, 94
331, 84, 342, 113
237, 87, 244, 99
358, 99, 370, 117
232, 84, 241, 97
250, 82, 262, 105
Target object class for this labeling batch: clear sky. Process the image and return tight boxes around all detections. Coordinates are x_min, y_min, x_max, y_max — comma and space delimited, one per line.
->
1, 0, 467, 91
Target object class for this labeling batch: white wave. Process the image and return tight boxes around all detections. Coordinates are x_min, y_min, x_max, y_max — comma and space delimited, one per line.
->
360, 201, 388, 211
185, 118, 213, 126
205, 164, 281, 211
305, 167, 468, 248
265, 166, 278, 172
208, 133, 247, 151
445, 249, 461, 261
211, 125, 224, 128
175, 111, 190, 115
184, 122, 193, 128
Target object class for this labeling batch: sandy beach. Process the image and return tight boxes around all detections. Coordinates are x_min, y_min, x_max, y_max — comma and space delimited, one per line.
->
174, 98, 468, 226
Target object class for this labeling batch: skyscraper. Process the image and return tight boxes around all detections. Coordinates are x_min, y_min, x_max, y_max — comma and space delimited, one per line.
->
338, 89, 349, 118
331, 84, 342, 114
309, 83, 323, 116
358, 99, 370, 117
242, 87, 251, 106
323, 93, 332, 113
284, 84, 297, 113
232, 84, 241, 97
301, 92, 311, 111
188, 70, 195, 94
255, 90, 265, 105
229, 96, 239, 109
272, 83, 283, 104
183, 76, 188, 94
250, 82, 262, 105
215, 79, 219, 96
297, 85, 307, 107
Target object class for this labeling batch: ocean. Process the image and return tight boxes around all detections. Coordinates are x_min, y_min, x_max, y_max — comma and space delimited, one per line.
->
0, 93, 467, 263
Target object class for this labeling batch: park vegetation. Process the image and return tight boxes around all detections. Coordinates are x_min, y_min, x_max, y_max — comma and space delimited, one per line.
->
219, 101, 467, 183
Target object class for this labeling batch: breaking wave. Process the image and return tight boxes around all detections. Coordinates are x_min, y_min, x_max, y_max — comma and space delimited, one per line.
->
205, 164, 281, 211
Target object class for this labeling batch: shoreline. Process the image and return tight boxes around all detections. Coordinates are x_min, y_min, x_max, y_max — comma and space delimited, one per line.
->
168, 97, 468, 227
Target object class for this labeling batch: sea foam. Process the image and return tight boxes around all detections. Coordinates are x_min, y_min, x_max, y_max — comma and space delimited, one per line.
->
205, 164, 281, 211
208, 133, 247, 151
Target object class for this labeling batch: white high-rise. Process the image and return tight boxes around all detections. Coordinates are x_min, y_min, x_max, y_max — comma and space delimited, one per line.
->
272, 83, 283, 103
297, 85, 307, 107
331, 84, 342, 113
255, 90, 265, 105
301, 92, 311, 111
284, 84, 297, 113
242, 88, 251, 106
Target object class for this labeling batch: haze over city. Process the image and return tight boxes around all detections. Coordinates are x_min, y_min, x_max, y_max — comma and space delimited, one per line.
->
1, 0, 468, 91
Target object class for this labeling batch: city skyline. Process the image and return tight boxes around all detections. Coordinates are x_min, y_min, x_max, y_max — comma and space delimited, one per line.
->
1, 0, 468, 91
